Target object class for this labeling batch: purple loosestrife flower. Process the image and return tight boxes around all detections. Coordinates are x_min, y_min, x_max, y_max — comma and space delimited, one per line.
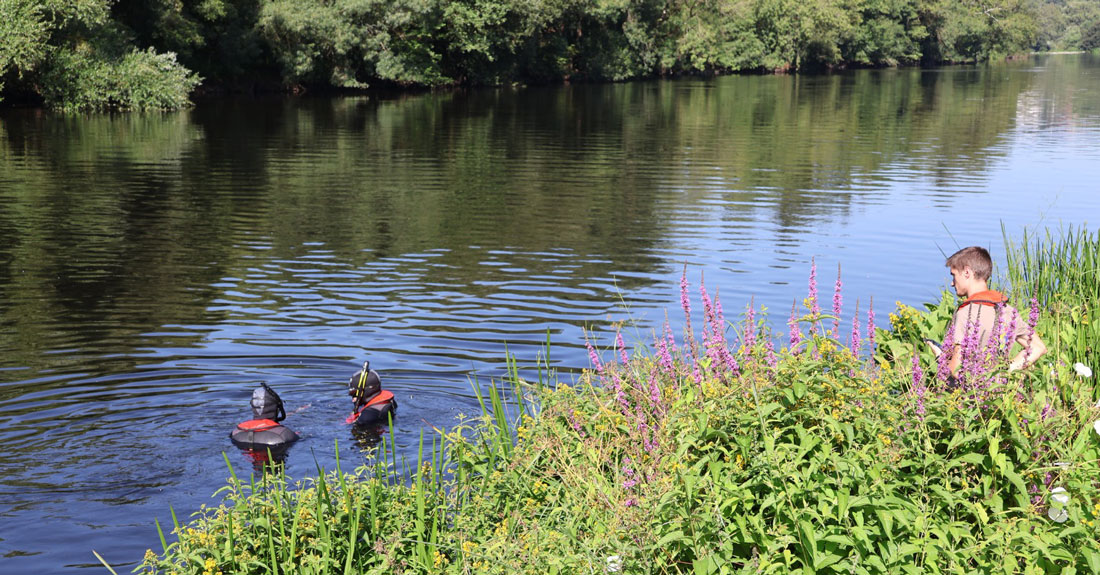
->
850, 300, 862, 356
586, 338, 604, 376
700, 281, 716, 343
617, 331, 629, 365
912, 352, 926, 420
1023, 297, 1039, 365
680, 269, 691, 321
765, 337, 778, 369
680, 268, 698, 359
611, 371, 628, 412
959, 318, 982, 386
720, 345, 741, 378
1003, 311, 1018, 357
985, 304, 1005, 369
936, 323, 956, 385
833, 264, 843, 337
622, 459, 636, 489
867, 296, 876, 355
648, 368, 662, 408
808, 258, 820, 336
656, 324, 675, 378
789, 299, 803, 349
743, 299, 756, 356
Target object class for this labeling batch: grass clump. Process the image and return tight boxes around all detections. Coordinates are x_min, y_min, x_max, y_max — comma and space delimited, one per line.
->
129, 232, 1100, 575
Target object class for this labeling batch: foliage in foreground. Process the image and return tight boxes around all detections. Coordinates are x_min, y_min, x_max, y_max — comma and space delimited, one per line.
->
128, 231, 1100, 575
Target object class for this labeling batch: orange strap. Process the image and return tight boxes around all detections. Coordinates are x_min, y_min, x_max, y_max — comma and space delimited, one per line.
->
958, 290, 1008, 310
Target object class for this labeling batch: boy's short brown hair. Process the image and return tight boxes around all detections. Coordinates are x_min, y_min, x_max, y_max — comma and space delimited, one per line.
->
945, 246, 993, 281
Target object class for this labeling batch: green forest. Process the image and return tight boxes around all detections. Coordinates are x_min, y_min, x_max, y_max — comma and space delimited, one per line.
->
1, 0, 1098, 110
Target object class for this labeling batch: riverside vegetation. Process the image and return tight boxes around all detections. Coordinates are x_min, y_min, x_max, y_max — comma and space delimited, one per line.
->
113, 226, 1100, 574
3, 0, 1100, 110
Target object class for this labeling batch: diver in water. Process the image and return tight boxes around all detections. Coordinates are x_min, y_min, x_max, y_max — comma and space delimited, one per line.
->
345, 361, 397, 426
230, 382, 300, 450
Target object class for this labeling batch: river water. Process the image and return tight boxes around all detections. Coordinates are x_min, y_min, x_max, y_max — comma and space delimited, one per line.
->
1, 54, 1098, 573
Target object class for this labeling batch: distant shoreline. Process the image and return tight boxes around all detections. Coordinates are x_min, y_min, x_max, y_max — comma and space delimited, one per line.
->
1038, 51, 1087, 55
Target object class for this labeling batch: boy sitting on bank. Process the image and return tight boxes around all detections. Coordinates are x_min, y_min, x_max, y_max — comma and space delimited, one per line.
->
932, 246, 1047, 377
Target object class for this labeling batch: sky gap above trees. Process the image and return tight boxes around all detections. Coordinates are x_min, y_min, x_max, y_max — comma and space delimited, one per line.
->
1, 0, 1098, 111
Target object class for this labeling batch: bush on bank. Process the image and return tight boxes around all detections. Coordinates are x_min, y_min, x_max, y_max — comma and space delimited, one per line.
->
129, 230, 1100, 575
0, 1, 199, 110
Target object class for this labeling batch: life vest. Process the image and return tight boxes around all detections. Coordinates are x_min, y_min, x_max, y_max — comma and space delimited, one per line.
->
345, 390, 395, 424
236, 418, 281, 432
958, 290, 1008, 310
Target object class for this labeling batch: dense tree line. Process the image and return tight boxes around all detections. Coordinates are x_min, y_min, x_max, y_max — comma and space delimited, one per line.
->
1036, 0, 1100, 51
0, 0, 1091, 110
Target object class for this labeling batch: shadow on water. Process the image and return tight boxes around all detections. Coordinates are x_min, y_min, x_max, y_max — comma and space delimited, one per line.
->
0, 54, 1098, 573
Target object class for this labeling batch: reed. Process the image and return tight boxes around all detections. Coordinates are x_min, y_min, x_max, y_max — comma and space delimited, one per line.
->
1003, 223, 1099, 375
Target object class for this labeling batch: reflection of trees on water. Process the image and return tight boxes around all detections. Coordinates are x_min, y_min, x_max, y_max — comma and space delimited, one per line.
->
1016, 54, 1100, 132
0, 111, 235, 378
0, 59, 1067, 381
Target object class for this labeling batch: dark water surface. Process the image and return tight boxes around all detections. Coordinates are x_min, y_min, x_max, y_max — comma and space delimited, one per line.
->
1, 54, 1099, 573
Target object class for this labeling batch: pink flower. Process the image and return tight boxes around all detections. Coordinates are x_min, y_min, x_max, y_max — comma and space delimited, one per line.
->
764, 337, 777, 369
656, 323, 675, 377
808, 258, 819, 335
850, 300, 861, 356
866, 297, 876, 354
743, 300, 756, 354
586, 338, 604, 376
911, 352, 925, 420
788, 300, 803, 349
832, 264, 843, 337
936, 323, 956, 384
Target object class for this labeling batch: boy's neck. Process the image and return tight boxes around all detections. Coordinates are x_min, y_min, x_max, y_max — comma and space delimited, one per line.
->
964, 281, 991, 299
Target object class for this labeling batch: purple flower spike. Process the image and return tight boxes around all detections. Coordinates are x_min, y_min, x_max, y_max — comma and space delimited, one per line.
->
648, 370, 662, 406
789, 300, 803, 349
808, 258, 819, 335
586, 338, 604, 376
959, 317, 982, 385
867, 297, 876, 354
911, 351, 925, 420
680, 269, 691, 318
833, 264, 843, 337
1023, 297, 1039, 365
936, 323, 956, 384
616, 331, 628, 365
850, 300, 861, 356
744, 299, 756, 355
765, 337, 777, 369
657, 324, 675, 377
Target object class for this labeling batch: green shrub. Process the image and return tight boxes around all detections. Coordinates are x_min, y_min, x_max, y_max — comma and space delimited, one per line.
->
125, 233, 1100, 575
39, 47, 200, 111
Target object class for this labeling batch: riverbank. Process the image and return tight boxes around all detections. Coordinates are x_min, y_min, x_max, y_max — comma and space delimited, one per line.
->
117, 228, 1100, 575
